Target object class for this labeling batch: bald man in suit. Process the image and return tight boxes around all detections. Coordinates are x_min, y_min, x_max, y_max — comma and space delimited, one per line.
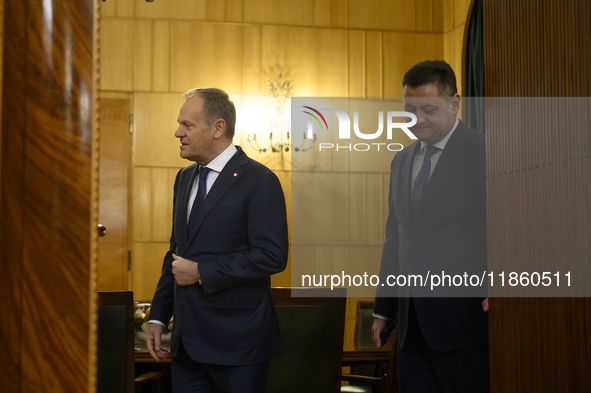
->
373, 61, 489, 392
143, 87, 288, 393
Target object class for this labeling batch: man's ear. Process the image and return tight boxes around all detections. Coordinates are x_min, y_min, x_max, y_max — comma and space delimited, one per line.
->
212, 119, 227, 139
450, 93, 461, 115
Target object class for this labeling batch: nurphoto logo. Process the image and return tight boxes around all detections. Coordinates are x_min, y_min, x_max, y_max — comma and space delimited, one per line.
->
297, 103, 418, 152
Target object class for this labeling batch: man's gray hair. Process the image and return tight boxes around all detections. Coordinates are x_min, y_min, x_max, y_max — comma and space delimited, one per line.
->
184, 87, 236, 139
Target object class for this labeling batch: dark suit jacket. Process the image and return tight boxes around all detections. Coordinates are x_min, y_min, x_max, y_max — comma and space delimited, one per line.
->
150, 146, 289, 366
374, 121, 488, 352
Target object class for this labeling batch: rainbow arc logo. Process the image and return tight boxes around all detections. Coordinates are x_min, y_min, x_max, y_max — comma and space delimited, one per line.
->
302, 106, 328, 131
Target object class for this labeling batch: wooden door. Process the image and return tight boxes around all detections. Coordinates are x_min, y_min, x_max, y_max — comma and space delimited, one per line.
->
98, 98, 132, 291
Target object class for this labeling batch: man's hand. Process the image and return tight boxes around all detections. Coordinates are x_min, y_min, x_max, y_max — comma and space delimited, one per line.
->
172, 253, 200, 286
143, 322, 169, 362
372, 318, 396, 348
482, 297, 489, 312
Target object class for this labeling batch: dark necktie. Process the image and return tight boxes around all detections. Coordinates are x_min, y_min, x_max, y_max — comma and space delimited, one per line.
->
187, 166, 211, 236
412, 146, 440, 212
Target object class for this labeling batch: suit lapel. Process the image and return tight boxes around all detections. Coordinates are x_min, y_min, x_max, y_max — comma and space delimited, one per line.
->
186, 148, 248, 243
412, 122, 473, 224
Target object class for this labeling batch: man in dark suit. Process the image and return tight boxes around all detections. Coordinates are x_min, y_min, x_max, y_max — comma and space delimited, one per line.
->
372, 60, 489, 392
143, 87, 289, 392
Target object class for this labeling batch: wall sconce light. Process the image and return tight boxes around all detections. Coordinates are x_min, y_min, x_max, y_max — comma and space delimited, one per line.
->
247, 69, 316, 159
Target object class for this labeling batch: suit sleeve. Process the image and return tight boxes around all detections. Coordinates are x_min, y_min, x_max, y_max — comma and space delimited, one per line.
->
374, 157, 400, 318
198, 170, 289, 295
148, 169, 182, 325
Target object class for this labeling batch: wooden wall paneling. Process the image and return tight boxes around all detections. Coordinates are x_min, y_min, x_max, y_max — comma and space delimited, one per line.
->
135, 0, 206, 21
348, 30, 365, 97
365, 31, 382, 97
348, 173, 366, 244
101, 0, 134, 19
485, 2, 591, 391
1, 0, 95, 391
443, 29, 455, 67
206, 0, 226, 22
170, 22, 243, 94
224, 0, 243, 23
365, 173, 385, 244
152, 21, 171, 92
348, 245, 383, 297
453, 24, 464, 94
453, 0, 471, 29
133, 167, 153, 241
150, 167, 173, 242
240, 26, 262, 96
133, 20, 153, 92
290, 172, 349, 244
289, 244, 316, 287
243, 0, 314, 26
382, 32, 444, 97
442, 0, 454, 32
348, 0, 415, 31
133, 93, 185, 168
260, 25, 348, 97
330, 0, 348, 28
132, 241, 171, 301
415, 0, 433, 32
313, 0, 332, 28
431, 0, 444, 32
100, 19, 133, 91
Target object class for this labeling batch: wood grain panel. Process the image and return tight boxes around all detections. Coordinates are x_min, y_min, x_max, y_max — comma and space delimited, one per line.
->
133, 20, 153, 91
314, 0, 331, 27
415, 0, 433, 32
453, 0, 471, 29
366, 173, 385, 245
348, 30, 365, 97
443, 29, 455, 68
331, 0, 348, 28
485, 1, 591, 391
290, 244, 316, 287
1, 2, 26, 390
383, 32, 443, 97
133, 93, 185, 168
133, 167, 153, 241
151, 167, 173, 242
153, 21, 171, 92
442, 0, 454, 32
1, 0, 94, 391
348, 0, 415, 31
132, 241, 171, 301
240, 26, 262, 96
100, 19, 133, 91
365, 31, 382, 97
291, 172, 348, 244
135, 0, 206, 20
243, 0, 314, 26
431, 0, 444, 32
224, 0, 243, 23
453, 24, 464, 95
170, 22, 243, 94
260, 25, 348, 97
348, 173, 366, 244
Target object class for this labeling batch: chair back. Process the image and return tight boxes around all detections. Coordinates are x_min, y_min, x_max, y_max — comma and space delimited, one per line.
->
97, 291, 135, 393
268, 287, 347, 393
